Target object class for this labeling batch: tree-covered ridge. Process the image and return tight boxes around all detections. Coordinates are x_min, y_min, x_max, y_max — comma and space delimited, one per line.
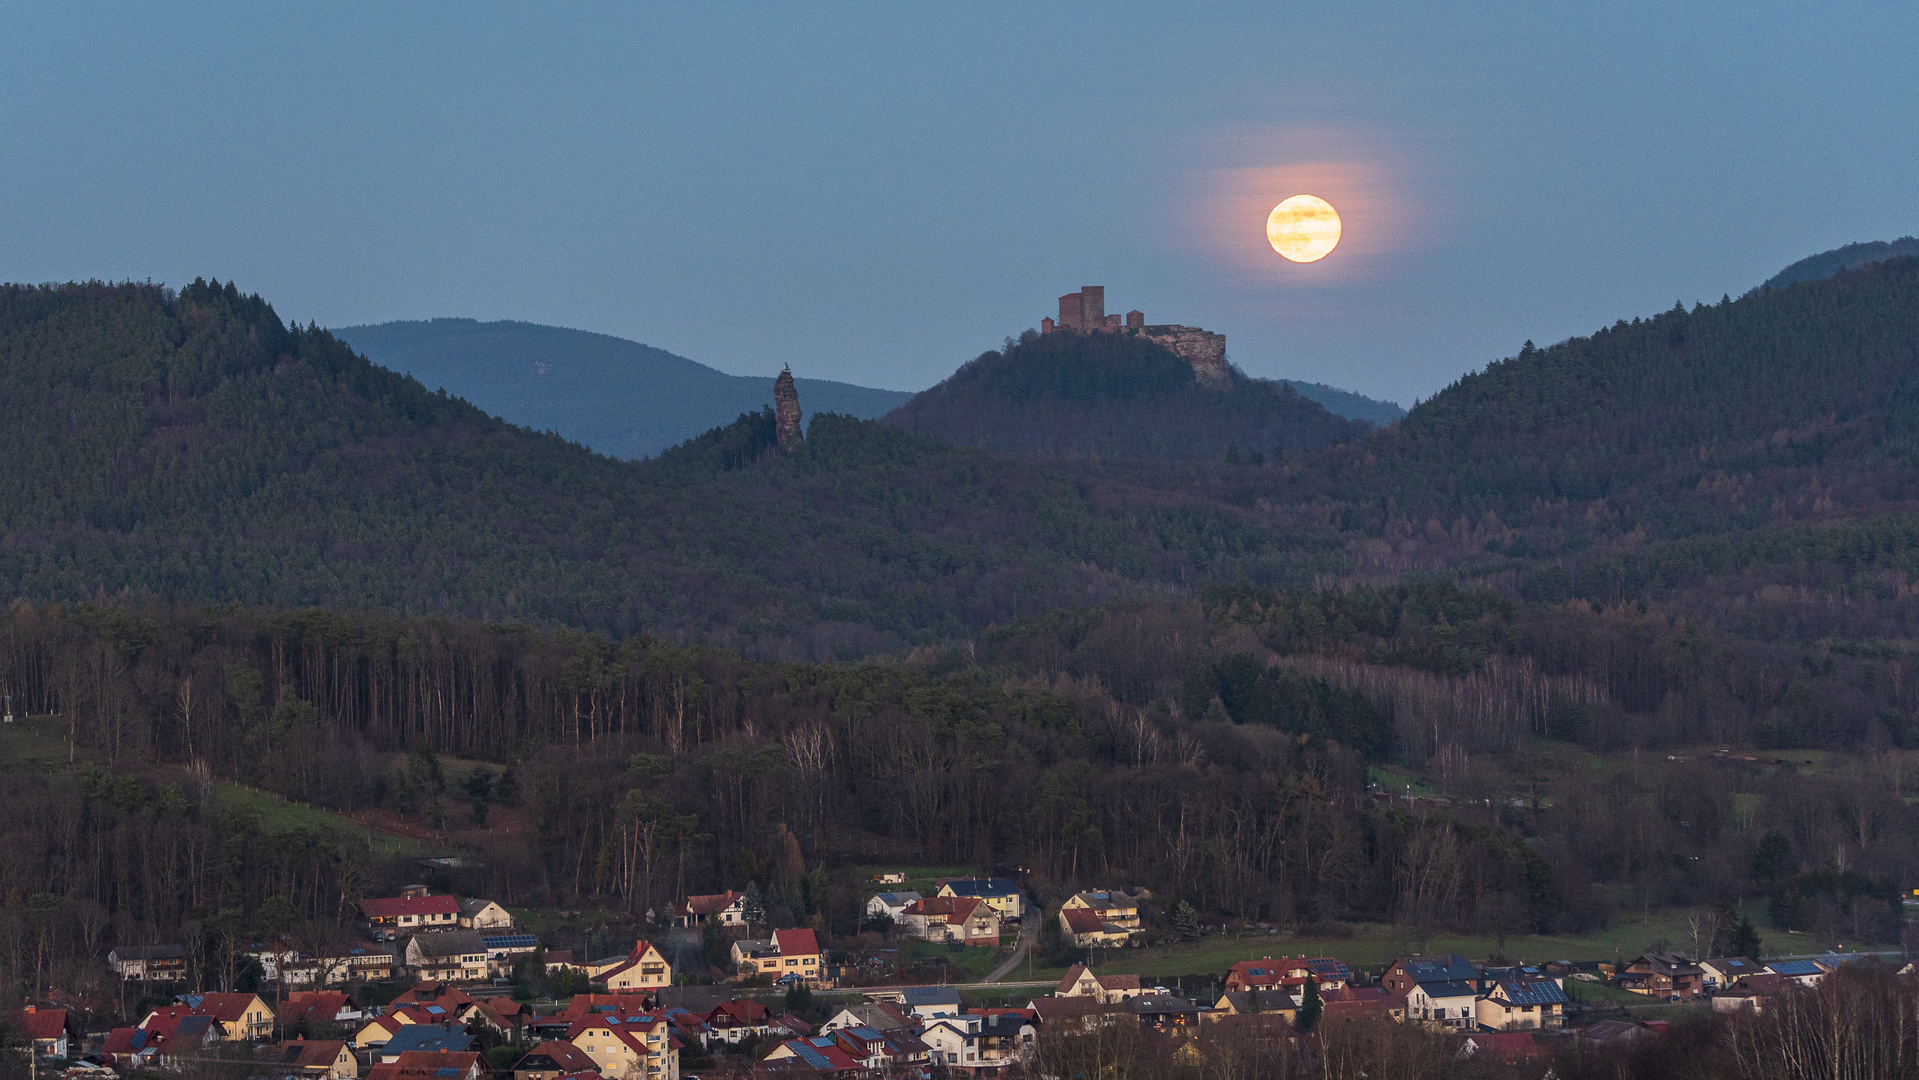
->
0, 280, 1350, 651
1759, 236, 1919, 292
884, 328, 1368, 460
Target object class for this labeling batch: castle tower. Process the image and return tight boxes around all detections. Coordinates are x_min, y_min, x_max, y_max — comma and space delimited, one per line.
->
1079, 286, 1105, 328
774, 366, 803, 452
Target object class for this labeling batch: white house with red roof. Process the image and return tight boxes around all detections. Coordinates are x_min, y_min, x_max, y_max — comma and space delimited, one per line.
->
358, 893, 462, 939
669, 891, 746, 928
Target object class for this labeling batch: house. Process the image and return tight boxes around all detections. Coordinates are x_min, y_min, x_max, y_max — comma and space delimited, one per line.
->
136, 1011, 224, 1054
1128, 995, 1202, 1033
1475, 979, 1570, 1031
1059, 906, 1134, 948
352, 1005, 460, 1049
365, 1049, 484, 1080
1224, 956, 1350, 994
901, 896, 1001, 945
731, 939, 774, 972
1060, 891, 1144, 932
405, 932, 490, 982
1055, 964, 1149, 1004
296, 940, 398, 985
564, 1012, 679, 1080
754, 929, 822, 986
1404, 981, 1478, 1030
389, 981, 479, 1011
108, 944, 187, 982
670, 891, 747, 928
14, 1007, 70, 1058
458, 898, 514, 930
1027, 995, 1114, 1035
591, 941, 673, 991
1380, 955, 1477, 996
920, 1017, 987, 1070
820, 1002, 917, 1034
545, 950, 588, 976
1696, 957, 1762, 993
280, 991, 364, 1030
1712, 972, 1786, 1014
359, 894, 463, 939
513, 1041, 601, 1080
1459, 1031, 1552, 1066
376, 1024, 475, 1061
104, 1026, 166, 1069
1766, 959, 1830, 987
864, 892, 922, 922
483, 934, 542, 974
148, 993, 276, 1041
936, 879, 1025, 920
760, 1035, 868, 1077
971, 1010, 1037, 1069
706, 1000, 773, 1044
1321, 987, 1399, 1025
1208, 989, 1298, 1024
1579, 1019, 1667, 1045
273, 1038, 360, 1080
899, 986, 964, 1021
1619, 953, 1707, 1000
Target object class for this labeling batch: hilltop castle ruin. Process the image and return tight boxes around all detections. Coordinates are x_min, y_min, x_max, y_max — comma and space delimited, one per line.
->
1042, 286, 1228, 387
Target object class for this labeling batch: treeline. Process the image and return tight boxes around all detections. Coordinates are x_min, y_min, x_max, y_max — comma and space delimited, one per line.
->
6, 599, 1919, 995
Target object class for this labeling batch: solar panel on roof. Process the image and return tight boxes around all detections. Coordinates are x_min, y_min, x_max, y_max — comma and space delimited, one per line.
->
437, 1069, 460, 1077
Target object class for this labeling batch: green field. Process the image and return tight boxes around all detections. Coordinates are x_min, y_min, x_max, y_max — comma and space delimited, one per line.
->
0, 715, 83, 769
1083, 907, 1719, 978
217, 783, 412, 856
856, 865, 979, 898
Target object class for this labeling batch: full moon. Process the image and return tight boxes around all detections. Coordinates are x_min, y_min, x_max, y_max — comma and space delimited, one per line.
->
1267, 194, 1341, 263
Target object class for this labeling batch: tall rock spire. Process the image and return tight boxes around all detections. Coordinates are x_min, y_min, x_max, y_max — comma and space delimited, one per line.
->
774, 365, 803, 453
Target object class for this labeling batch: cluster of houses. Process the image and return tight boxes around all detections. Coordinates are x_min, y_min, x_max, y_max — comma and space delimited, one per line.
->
22, 869, 1882, 1080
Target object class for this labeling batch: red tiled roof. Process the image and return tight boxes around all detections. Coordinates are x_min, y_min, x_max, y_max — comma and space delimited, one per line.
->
774, 928, 819, 956
1061, 907, 1104, 934
13, 1008, 66, 1041
360, 895, 462, 919
278, 1039, 349, 1067
515, 1041, 597, 1073
675, 891, 743, 916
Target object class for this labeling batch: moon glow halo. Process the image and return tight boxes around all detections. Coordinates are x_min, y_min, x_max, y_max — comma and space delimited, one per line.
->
1266, 194, 1341, 263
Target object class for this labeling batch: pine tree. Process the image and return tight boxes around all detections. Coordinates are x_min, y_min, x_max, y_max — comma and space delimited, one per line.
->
1172, 900, 1200, 941
1297, 976, 1322, 1033
742, 882, 766, 930
1729, 916, 1763, 960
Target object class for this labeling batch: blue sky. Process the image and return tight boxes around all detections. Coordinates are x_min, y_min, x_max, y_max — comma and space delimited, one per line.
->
4, 3, 1915, 403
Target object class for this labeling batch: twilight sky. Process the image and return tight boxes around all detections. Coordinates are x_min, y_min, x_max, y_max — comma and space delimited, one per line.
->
4, 4, 1916, 405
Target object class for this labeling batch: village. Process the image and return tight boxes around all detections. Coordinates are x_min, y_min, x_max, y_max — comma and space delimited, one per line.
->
6, 873, 1877, 1080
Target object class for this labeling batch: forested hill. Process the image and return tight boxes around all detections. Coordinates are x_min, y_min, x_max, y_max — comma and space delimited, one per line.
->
0, 280, 1345, 651
333, 318, 911, 459
883, 329, 1368, 459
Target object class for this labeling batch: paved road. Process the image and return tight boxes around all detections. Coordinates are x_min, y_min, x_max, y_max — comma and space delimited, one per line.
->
982, 918, 1041, 984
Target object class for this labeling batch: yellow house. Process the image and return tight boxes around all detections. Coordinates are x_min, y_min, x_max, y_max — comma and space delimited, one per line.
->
151, 993, 275, 1042
275, 1038, 359, 1080
588, 941, 673, 990
1061, 891, 1142, 929
936, 879, 1024, 920
566, 1017, 678, 1080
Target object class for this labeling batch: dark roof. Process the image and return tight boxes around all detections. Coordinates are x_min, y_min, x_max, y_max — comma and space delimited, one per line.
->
1220, 990, 1296, 1012
1494, 980, 1570, 1006
114, 944, 186, 960
484, 934, 539, 950
941, 879, 1019, 898
412, 931, 486, 957
1401, 954, 1478, 984
900, 987, 963, 1007
361, 895, 462, 919
656, 986, 733, 1014
1768, 960, 1825, 977
1416, 980, 1478, 1000
380, 1025, 473, 1056
1128, 995, 1200, 1015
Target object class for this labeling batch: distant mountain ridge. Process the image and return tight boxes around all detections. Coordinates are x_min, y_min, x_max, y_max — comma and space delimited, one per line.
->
1279, 379, 1404, 425
1757, 237, 1919, 293
331, 318, 912, 459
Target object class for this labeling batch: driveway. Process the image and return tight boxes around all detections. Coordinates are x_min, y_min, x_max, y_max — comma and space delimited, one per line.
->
983, 918, 1040, 983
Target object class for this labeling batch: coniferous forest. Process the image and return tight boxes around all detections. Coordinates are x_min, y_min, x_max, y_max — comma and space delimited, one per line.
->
7, 259, 1919, 1078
